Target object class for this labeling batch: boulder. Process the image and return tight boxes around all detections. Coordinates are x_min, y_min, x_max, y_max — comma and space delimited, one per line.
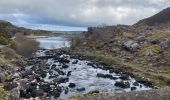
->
133, 82, 139, 86
96, 73, 118, 80
68, 83, 76, 88
62, 64, 69, 69
53, 77, 69, 84
72, 60, 78, 64
54, 68, 65, 75
122, 40, 139, 52
115, 81, 130, 88
76, 87, 85, 92
4, 82, 18, 91
131, 87, 137, 91
67, 71, 72, 77
119, 74, 129, 80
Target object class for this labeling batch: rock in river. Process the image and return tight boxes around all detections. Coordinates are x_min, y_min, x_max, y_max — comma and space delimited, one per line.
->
115, 81, 130, 88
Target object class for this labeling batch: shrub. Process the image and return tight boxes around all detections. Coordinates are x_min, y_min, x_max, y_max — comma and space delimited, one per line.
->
0, 85, 8, 99
1, 47, 17, 60
0, 35, 9, 45
14, 34, 40, 57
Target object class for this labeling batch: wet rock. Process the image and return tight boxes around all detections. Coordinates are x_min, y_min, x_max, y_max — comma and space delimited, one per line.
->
62, 64, 69, 69
39, 83, 51, 92
133, 82, 139, 86
30, 79, 38, 86
54, 68, 65, 75
96, 73, 118, 80
51, 64, 56, 69
68, 83, 76, 88
77, 87, 85, 92
67, 71, 72, 77
131, 87, 137, 91
4, 82, 18, 91
122, 40, 139, 52
119, 74, 129, 80
72, 60, 78, 64
50, 86, 62, 97
53, 77, 69, 84
40, 71, 47, 78
64, 87, 69, 94
87, 63, 96, 68
137, 79, 153, 87
115, 81, 130, 88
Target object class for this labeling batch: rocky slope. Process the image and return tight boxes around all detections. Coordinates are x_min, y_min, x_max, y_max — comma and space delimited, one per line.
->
71, 7, 170, 88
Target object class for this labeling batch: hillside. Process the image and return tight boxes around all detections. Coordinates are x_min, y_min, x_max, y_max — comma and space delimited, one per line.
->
134, 7, 170, 26
0, 20, 54, 37
70, 7, 170, 88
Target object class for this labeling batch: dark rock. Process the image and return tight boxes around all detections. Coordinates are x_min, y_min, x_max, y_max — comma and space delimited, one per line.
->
40, 71, 47, 78
133, 82, 139, 86
67, 71, 72, 77
96, 73, 118, 80
68, 83, 76, 88
53, 77, 69, 84
72, 60, 78, 64
131, 87, 137, 91
39, 83, 51, 92
119, 74, 129, 80
64, 87, 69, 94
50, 86, 62, 97
87, 63, 97, 68
4, 82, 18, 91
51, 64, 56, 69
137, 79, 153, 87
62, 64, 69, 69
115, 81, 130, 88
77, 87, 85, 92
54, 68, 65, 75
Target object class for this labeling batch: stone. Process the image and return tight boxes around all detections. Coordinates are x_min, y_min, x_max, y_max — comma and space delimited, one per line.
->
76, 87, 85, 92
54, 68, 65, 75
115, 81, 130, 88
133, 82, 139, 86
53, 77, 69, 84
4, 82, 18, 91
131, 87, 137, 91
67, 71, 72, 77
68, 83, 76, 88
96, 73, 118, 80
122, 40, 139, 52
72, 60, 78, 64
62, 64, 69, 69
119, 74, 129, 80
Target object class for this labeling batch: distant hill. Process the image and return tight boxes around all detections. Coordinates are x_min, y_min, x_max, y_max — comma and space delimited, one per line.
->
0, 20, 52, 37
134, 7, 170, 26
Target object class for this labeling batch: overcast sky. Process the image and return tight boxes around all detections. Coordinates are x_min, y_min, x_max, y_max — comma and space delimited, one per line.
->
0, 0, 169, 31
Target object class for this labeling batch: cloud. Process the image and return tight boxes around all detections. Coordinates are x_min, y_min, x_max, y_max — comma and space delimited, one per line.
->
0, 0, 169, 30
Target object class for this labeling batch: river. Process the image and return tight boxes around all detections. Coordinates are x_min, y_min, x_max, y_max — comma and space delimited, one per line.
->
26, 36, 152, 100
